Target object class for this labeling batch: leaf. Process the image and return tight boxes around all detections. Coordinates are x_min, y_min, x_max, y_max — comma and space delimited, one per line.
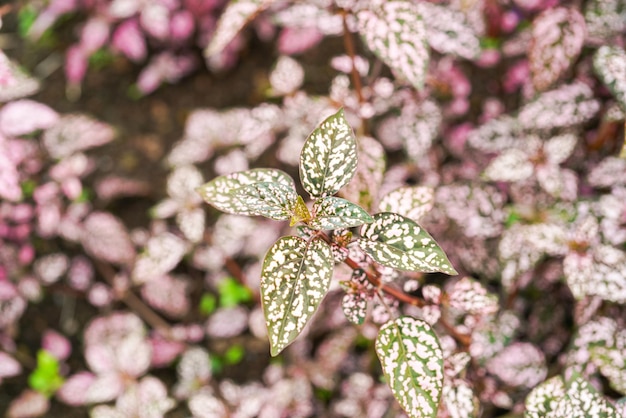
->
261, 236, 333, 356
42, 114, 116, 158
584, 0, 626, 39
416, 2, 481, 60
554, 374, 620, 417
524, 375, 566, 418
197, 168, 295, 216
204, 0, 276, 57
308, 197, 373, 230
342, 292, 368, 325
517, 82, 600, 131
594, 46, 626, 111
529, 7, 586, 91
359, 212, 457, 275
590, 329, 626, 395
378, 186, 434, 222
446, 277, 499, 315
357, 0, 429, 90
442, 380, 479, 418
375, 316, 444, 418
486, 342, 547, 388
339, 135, 386, 211
299, 108, 357, 198
239, 182, 298, 221
290, 195, 312, 226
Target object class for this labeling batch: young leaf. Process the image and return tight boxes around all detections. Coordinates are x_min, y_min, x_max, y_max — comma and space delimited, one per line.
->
299, 108, 357, 198
290, 195, 312, 226
359, 212, 457, 275
529, 7, 586, 91
357, 0, 429, 90
378, 186, 434, 222
308, 197, 373, 230
197, 168, 295, 217
261, 236, 333, 356
375, 316, 444, 418
594, 46, 626, 111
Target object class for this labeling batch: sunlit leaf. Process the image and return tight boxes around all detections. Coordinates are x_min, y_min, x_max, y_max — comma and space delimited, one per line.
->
375, 316, 443, 418
594, 46, 626, 111
261, 236, 333, 356
357, 0, 429, 90
416, 2, 481, 60
524, 375, 566, 418
308, 197, 373, 230
359, 212, 457, 275
378, 186, 434, 222
197, 168, 295, 216
204, 0, 276, 57
299, 108, 357, 198
529, 7, 586, 91
290, 195, 312, 226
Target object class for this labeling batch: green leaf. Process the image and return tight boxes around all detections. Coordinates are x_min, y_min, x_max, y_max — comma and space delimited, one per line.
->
197, 168, 295, 217
239, 182, 297, 221
359, 212, 457, 275
28, 350, 65, 397
378, 186, 434, 222
557, 374, 620, 417
217, 277, 252, 308
376, 316, 444, 418
199, 293, 217, 315
261, 236, 334, 356
590, 329, 626, 395
299, 109, 357, 198
524, 375, 566, 418
223, 344, 245, 365
309, 197, 373, 230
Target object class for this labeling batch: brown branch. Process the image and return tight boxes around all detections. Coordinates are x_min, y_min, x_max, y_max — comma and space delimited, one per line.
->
93, 261, 173, 338
340, 9, 365, 105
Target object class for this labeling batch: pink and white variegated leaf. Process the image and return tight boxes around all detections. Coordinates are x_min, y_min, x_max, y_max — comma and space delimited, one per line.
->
0, 51, 40, 102
261, 236, 333, 356
141, 275, 190, 319
6, 390, 49, 418
309, 197, 373, 230
42, 114, 116, 158
483, 149, 533, 182
81, 212, 136, 266
486, 342, 547, 388
584, 0, 626, 39
563, 245, 626, 303
589, 157, 626, 188
342, 292, 369, 325
467, 115, 522, 153
357, 0, 429, 90
529, 7, 586, 91
0, 351, 21, 379
132, 232, 188, 284
269, 55, 305, 96
176, 208, 205, 243
594, 46, 626, 111
442, 379, 479, 418
415, 2, 481, 60
299, 108, 357, 198
517, 82, 600, 130
204, 0, 276, 57
378, 186, 434, 222
375, 316, 443, 418
339, 136, 386, 212
197, 168, 295, 217
359, 212, 457, 275
0, 100, 58, 137
446, 277, 499, 316
590, 328, 626, 395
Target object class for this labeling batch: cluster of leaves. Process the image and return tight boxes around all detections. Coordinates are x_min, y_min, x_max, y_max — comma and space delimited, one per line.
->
0, 0, 626, 417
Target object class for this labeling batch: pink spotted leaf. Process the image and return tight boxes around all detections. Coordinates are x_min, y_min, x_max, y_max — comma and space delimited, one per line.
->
594, 46, 626, 111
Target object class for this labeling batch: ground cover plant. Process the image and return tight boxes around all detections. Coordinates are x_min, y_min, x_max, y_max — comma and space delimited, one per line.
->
0, 0, 625, 417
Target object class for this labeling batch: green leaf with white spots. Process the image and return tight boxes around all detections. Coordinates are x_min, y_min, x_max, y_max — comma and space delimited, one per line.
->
524, 375, 566, 418
239, 182, 297, 221
378, 186, 434, 222
442, 380, 479, 418
359, 212, 457, 275
299, 109, 357, 198
309, 197, 373, 230
197, 169, 295, 217
376, 316, 444, 418
261, 236, 333, 356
